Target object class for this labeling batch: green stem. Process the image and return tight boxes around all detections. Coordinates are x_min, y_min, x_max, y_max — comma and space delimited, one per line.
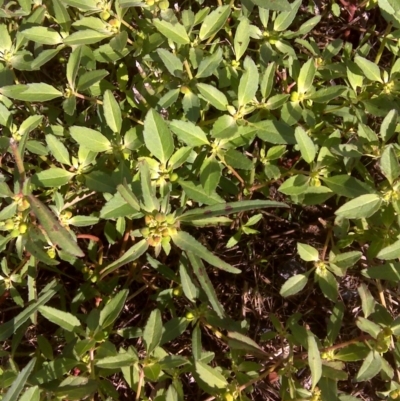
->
375, 22, 392, 65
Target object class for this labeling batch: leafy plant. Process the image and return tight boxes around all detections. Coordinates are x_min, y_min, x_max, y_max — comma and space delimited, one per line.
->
1, 0, 400, 400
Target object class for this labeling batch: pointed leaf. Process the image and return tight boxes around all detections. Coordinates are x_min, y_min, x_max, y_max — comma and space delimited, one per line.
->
297, 243, 319, 261
355, 350, 382, 381
99, 289, 129, 329
153, 19, 190, 44
197, 83, 228, 111
69, 126, 112, 152
199, 5, 230, 41
143, 309, 162, 354
355, 56, 382, 83
171, 231, 240, 274
238, 56, 259, 107
46, 134, 71, 166
307, 331, 322, 390
179, 259, 199, 302
157, 49, 183, 78
2, 358, 36, 401
64, 29, 111, 45
335, 194, 382, 219
143, 109, 174, 164
273, 0, 301, 31
99, 239, 149, 279
280, 274, 308, 297
103, 90, 122, 133
295, 126, 315, 163
196, 47, 223, 78
187, 252, 225, 317
117, 182, 141, 212
170, 120, 209, 147
179, 200, 287, 221
377, 239, 400, 260
66, 45, 82, 88
39, 306, 82, 332
28, 195, 84, 257
250, 0, 291, 11
21, 27, 62, 45
297, 57, 316, 94
0, 84, 62, 102
194, 360, 228, 388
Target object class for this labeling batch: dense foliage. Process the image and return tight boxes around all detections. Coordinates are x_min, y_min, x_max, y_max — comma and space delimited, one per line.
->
1, 0, 400, 400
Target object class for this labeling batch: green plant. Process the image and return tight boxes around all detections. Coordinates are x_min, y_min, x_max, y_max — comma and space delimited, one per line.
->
1, 0, 400, 400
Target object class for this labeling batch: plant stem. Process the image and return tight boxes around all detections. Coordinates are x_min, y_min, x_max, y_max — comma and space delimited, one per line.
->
183, 59, 193, 80
375, 22, 392, 65
9, 138, 25, 192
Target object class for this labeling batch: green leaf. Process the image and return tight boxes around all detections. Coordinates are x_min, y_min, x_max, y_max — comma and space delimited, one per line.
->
170, 120, 209, 147
196, 47, 223, 78
31, 48, 62, 70
160, 318, 189, 345
280, 274, 308, 297
179, 180, 224, 205
69, 126, 112, 152
117, 182, 141, 212
0, 83, 62, 102
354, 56, 382, 83
19, 386, 40, 401
76, 69, 109, 91
226, 331, 270, 358
355, 350, 382, 381
362, 262, 400, 281
380, 109, 398, 142
377, 239, 400, 260
99, 289, 129, 329
28, 195, 84, 257
0, 281, 58, 341
194, 360, 228, 389
358, 284, 375, 318
316, 268, 338, 302
273, 0, 301, 31
64, 29, 111, 45
297, 243, 319, 261
103, 90, 122, 133
250, 0, 291, 11
197, 83, 229, 111
322, 175, 372, 198
307, 331, 322, 390
200, 157, 222, 194
2, 358, 36, 401
39, 306, 82, 332
99, 239, 149, 279
238, 56, 259, 107
260, 62, 275, 99
199, 5, 230, 41
157, 49, 183, 78
0, 103, 12, 127
179, 199, 287, 221
295, 127, 315, 163
309, 86, 347, 103
187, 252, 225, 318
153, 19, 190, 44
335, 194, 382, 219
21, 27, 62, 45
95, 353, 137, 369
143, 309, 162, 354
331, 251, 362, 269
224, 149, 252, 170
234, 18, 250, 61
179, 258, 199, 302
32, 168, 75, 187
139, 161, 160, 212
46, 134, 71, 166
143, 109, 174, 164
297, 57, 316, 94
171, 231, 240, 274
61, 0, 99, 11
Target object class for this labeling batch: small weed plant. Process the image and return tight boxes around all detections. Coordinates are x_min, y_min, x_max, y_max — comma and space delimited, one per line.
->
1, 0, 400, 400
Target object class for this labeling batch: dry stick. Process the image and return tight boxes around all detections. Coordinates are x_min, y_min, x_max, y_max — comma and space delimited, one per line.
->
135, 368, 145, 401
376, 278, 400, 381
